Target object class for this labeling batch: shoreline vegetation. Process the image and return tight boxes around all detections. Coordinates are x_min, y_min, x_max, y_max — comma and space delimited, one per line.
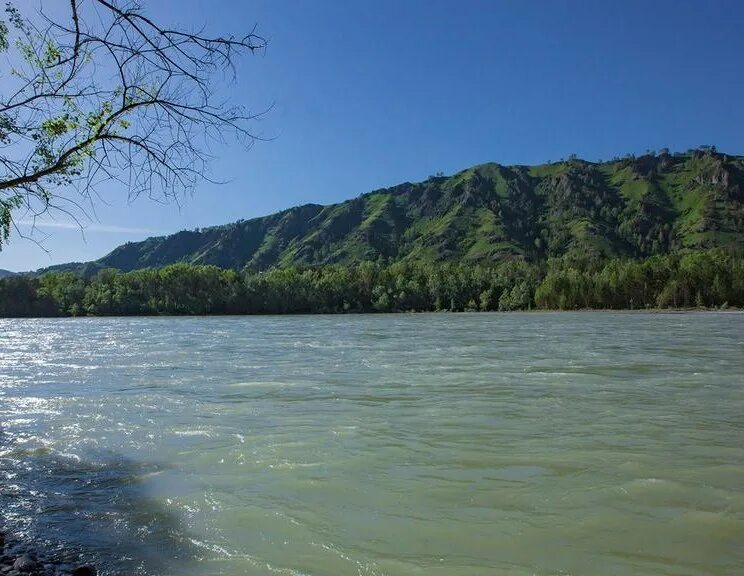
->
1, 249, 742, 317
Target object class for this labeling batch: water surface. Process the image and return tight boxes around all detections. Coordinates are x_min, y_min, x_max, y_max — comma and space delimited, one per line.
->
1, 313, 743, 575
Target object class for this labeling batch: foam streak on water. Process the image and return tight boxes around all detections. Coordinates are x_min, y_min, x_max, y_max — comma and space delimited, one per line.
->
1, 313, 743, 575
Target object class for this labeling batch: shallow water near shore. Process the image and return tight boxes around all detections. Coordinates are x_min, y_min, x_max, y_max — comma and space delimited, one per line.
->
1, 312, 743, 575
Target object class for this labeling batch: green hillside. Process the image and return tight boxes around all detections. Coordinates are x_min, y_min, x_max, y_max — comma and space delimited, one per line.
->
39, 148, 744, 275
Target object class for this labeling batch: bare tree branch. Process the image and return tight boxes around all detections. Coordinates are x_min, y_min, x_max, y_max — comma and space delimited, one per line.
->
0, 0, 267, 248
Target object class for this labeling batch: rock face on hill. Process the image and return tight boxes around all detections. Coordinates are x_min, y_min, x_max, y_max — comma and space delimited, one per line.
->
39, 148, 744, 275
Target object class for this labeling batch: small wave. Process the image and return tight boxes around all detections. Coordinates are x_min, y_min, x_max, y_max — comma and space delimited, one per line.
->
617, 477, 684, 497
136, 470, 165, 480
268, 461, 322, 470
264, 562, 313, 576
331, 426, 359, 436
33, 361, 100, 371
228, 381, 290, 388
55, 452, 82, 462
189, 538, 234, 558
4, 418, 35, 425
14, 435, 53, 447
173, 430, 214, 438
524, 363, 658, 377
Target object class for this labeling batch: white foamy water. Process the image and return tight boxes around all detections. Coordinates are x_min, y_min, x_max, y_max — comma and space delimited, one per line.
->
1, 313, 743, 575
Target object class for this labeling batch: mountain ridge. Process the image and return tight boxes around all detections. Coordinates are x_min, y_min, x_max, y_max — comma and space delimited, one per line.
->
35, 148, 744, 276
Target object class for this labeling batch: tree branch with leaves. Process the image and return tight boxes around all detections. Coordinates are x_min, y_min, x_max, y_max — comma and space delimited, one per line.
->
0, 0, 266, 249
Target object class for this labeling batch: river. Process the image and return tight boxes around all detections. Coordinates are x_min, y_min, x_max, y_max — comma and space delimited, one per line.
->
1, 312, 743, 575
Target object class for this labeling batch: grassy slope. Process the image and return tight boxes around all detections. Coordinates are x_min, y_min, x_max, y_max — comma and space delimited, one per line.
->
37, 149, 744, 275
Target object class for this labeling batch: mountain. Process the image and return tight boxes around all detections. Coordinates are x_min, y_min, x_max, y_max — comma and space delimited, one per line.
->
38, 148, 744, 275
0, 269, 17, 278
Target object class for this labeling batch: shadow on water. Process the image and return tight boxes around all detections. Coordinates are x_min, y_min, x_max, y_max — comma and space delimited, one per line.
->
0, 426, 201, 576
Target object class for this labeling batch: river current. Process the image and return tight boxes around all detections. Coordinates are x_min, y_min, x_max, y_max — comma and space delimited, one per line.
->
1, 313, 743, 575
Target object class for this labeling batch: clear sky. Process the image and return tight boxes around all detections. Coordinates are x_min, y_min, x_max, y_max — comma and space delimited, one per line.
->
2, 0, 743, 271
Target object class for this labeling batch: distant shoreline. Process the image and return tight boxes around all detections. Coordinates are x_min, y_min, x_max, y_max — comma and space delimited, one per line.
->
3, 250, 743, 317
1, 307, 741, 320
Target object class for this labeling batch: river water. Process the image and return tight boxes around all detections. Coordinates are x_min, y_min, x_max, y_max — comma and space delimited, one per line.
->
1, 313, 743, 575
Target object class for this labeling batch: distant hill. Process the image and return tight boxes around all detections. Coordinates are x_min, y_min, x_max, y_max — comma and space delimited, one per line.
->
38, 148, 744, 276
0, 269, 17, 278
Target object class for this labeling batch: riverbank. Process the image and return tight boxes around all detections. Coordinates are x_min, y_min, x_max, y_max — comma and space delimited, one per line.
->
0, 305, 741, 319
0, 532, 95, 576
1, 250, 742, 317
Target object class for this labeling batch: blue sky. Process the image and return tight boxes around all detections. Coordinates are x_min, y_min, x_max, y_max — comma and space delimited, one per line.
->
2, 0, 743, 271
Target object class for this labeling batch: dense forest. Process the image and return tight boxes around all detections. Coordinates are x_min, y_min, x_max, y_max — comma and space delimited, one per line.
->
38, 148, 744, 277
3, 148, 743, 317
1, 249, 742, 317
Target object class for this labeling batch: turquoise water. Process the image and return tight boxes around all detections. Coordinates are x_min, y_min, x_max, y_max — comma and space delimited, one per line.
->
1, 312, 743, 575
